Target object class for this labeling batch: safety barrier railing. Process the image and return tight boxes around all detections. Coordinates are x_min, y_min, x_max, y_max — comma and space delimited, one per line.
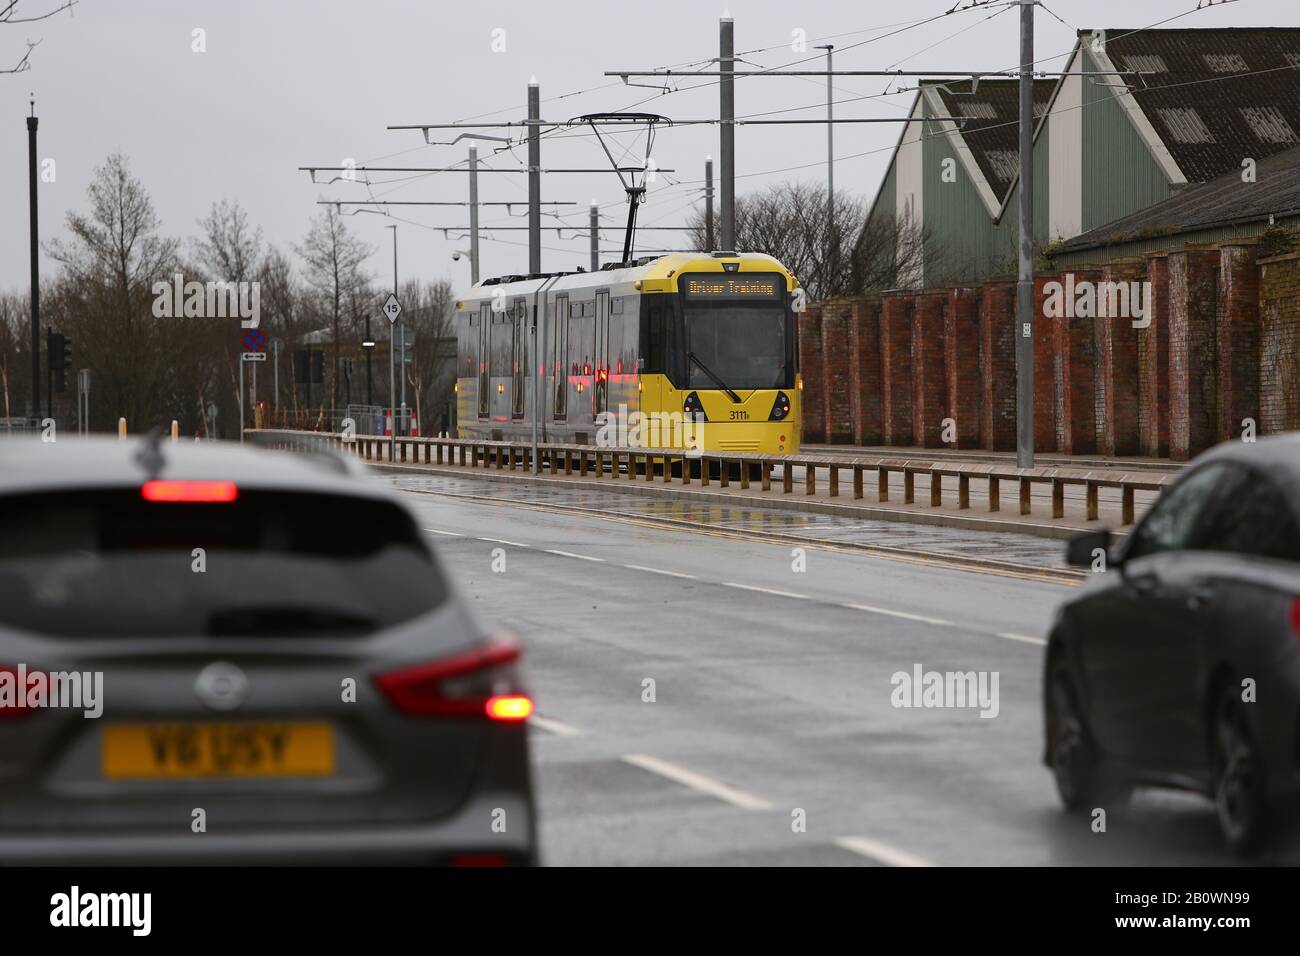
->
247, 429, 1170, 525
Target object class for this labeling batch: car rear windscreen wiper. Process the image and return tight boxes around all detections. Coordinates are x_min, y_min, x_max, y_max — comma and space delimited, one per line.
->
688, 352, 742, 403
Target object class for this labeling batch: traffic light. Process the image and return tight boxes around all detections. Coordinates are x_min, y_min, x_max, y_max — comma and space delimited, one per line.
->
47, 330, 72, 392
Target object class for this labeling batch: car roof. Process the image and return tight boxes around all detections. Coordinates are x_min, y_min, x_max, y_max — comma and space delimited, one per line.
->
1190, 432, 1300, 501
0, 436, 383, 500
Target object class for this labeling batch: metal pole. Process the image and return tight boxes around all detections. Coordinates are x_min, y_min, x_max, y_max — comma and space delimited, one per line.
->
589, 202, 599, 272
468, 145, 481, 284
389, 225, 398, 457
365, 315, 373, 406
27, 104, 40, 424
239, 358, 245, 445
704, 156, 714, 251
1016, 0, 1035, 469
399, 321, 406, 430
818, 44, 835, 291
719, 17, 735, 251
273, 342, 279, 412
527, 79, 541, 274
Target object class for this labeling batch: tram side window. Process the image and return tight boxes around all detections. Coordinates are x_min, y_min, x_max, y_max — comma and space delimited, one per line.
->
641, 297, 674, 376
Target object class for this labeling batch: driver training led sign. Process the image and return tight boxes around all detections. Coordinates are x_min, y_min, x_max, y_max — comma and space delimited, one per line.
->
681, 274, 782, 299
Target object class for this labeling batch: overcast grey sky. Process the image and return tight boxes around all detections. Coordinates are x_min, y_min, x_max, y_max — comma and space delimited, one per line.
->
1, 0, 1287, 294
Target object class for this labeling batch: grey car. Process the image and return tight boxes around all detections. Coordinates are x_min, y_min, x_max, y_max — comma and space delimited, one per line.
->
0, 435, 536, 865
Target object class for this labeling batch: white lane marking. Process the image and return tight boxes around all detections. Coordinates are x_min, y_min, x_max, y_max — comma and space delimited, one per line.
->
839, 603, 950, 626
834, 835, 937, 868
544, 549, 605, 562
625, 564, 697, 579
424, 528, 464, 536
996, 631, 1047, 646
530, 715, 581, 736
722, 582, 809, 600
480, 536, 530, 547
622, 753, 773, 812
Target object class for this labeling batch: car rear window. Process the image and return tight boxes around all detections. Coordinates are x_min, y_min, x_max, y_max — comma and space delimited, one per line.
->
0, 488, 448, 637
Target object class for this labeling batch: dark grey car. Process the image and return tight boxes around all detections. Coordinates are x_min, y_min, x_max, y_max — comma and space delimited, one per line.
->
1046, 434, 1300, 854
0, 436, 536, 865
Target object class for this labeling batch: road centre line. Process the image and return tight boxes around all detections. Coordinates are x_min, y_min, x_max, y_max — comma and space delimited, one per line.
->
838, 603, 951, 626
622, 754, 773, 812
722, 582, 810, 599
544, 549, 605, 562
423, 528, 464, 536
624, 564, 698, 579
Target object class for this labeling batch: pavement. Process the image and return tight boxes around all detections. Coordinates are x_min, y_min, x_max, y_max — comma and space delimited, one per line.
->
393, 473, 1290, 866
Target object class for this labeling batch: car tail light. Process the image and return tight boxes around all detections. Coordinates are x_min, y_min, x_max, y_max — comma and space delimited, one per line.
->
0, 666, 34, 720
141, 480, 238, 503
1291, 598, 1300, 642
451, 853, 511, 867
375, 637, 529, 719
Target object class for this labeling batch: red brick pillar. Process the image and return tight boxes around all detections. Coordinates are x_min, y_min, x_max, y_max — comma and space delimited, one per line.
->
1140, 255, 1171, 457
944, 288, 981, 449
880, 293, 915, 446
849, 298, 883, 445
980, 282, 1016, 450
1217, 243, 1260, 443
1095, 260, 1144, 456
1048, 270, 1102, 455
820, 301, 853, 443
1031, 278, 1058, 452
1258, 252, 1300, 435
798, 305, 826, 443
912, 293, 947, 447
1167, 249, 1221, 461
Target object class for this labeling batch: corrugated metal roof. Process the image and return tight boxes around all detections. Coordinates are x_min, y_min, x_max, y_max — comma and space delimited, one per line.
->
1100, 27, 1300, 181
1054, 143, 1300, 254
926, 79, 1055, 203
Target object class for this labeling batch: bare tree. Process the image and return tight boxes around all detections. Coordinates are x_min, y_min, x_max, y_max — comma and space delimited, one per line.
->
294, 206, 373, 411
688, 181, 866, 302
45, 152, 183, 431
1, 0, 76, 75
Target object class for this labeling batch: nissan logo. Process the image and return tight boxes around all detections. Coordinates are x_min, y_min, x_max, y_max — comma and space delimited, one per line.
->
194, 662, 248, 711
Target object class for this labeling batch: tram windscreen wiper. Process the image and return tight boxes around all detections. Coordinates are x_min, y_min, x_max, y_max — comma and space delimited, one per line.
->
688, 351, 742, 403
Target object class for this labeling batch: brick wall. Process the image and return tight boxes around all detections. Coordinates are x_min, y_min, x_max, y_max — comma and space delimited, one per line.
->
1140, 255, 1171, 457
912, 293, 947, 447
1095, 259, 1144, 456
880, 294, 915, 445
1217, 243, 1261, 443
980, 282, 1017, 451
944, 289, 981, 449
820, 301, 854, 443
797, 306, 825, 443
1167, 249, 1221, 461
802, 243, 1297, 458
1259, 251, 1300, 435
849, 298, 883, 444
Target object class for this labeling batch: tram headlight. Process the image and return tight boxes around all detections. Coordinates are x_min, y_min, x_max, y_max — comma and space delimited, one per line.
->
682, 391, 707, 422
768, 391, 791, 421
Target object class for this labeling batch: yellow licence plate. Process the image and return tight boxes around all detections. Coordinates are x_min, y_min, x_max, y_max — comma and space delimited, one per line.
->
102, 722, 335, 779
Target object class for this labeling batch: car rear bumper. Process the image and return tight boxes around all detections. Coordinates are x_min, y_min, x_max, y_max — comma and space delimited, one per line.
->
0, 792, 536, 866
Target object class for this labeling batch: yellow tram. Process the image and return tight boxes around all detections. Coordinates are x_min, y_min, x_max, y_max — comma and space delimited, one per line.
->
453, 252, 801, 455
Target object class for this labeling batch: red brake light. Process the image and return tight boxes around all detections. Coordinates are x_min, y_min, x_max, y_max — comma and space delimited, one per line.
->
375, 637, 529, 719
1291, 598, 1300, 641
141, 480, 238, 503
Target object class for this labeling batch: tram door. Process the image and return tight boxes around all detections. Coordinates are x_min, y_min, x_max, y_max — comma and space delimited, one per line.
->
511, 300, 526, 420
553, 295, 568, 420
477, 303, 490, 419
594, 290, 609, 417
